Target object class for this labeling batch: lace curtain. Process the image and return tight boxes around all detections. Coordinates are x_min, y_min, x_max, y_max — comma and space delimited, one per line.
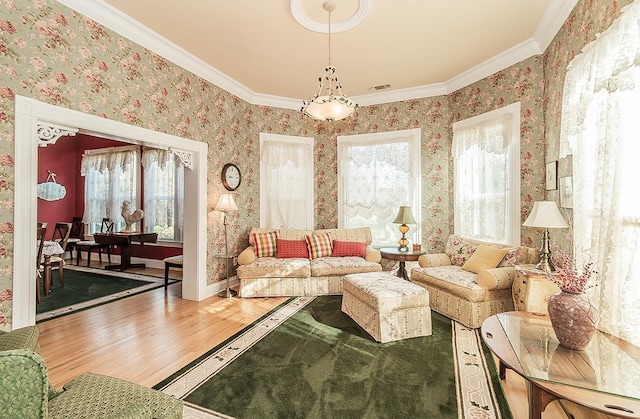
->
559, 0, 640, 347
338, 132, 421, 246
141, 148, 184, 240
80, 147, 138, 232
452, 111, 516, 245
260, 137, 314, 230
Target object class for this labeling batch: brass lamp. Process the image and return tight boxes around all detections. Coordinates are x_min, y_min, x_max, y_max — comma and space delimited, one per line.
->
393, 206, 417, 252
214, 193, 238, 298
522, 201, 569, 272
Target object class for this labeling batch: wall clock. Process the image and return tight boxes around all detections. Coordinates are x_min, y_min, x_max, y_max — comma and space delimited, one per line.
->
221, 163, 241, 191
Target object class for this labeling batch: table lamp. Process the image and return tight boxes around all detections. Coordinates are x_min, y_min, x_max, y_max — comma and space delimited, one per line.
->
393, 206, 417, 252
214, 193, 238, 298
522, 201, 569, 272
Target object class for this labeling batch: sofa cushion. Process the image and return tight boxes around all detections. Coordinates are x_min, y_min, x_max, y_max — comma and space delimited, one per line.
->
310, 257, 382, 277
237, 257, 311, 279
412, 266, 488, 302
316, 227, 373, 245
248, 228, 311, 246
444, 234, 477, 266
253, 231, 279, 257
331, 240, 366, 258
276, 239, 309, 259
462, 245, 508, 273
305, 233, 333, 259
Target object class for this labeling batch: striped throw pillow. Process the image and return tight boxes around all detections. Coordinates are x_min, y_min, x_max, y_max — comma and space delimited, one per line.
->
304, 233, 333, 259
253, 231, 279, 257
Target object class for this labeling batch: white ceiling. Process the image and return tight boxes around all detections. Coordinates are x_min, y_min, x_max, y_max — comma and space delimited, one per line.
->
58, 0, 578, 109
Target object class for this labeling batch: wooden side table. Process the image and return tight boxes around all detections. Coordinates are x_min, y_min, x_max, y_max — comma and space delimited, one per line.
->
379, 247, 425, 281
513, 265, 560, 315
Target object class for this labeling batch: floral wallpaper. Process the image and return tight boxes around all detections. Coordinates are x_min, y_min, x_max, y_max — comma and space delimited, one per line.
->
0, 0, 628, 329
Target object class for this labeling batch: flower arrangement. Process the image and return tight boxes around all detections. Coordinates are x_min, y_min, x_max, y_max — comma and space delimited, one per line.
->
549, 248, 598, 293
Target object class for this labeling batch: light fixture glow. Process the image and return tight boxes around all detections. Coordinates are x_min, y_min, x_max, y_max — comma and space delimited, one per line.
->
301, 1, 357, 122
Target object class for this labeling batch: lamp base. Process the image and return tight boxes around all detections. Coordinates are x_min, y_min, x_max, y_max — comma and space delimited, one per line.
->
218, 288, 237, 298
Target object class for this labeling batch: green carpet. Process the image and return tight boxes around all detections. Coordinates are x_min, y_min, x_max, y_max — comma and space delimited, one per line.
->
36, 268, 166, 321
157, 296, 512, 419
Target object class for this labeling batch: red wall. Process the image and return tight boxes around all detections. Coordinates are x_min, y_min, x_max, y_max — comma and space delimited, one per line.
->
37, 133, 181, 260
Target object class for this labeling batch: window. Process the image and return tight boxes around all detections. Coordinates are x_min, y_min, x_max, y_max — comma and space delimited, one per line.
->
559, 1, 640, 347
337, 129, 421, 247
259, 133, 314, 230
142, 148, 184, 241
452, 103, 520, 245
81, 146, 139, 233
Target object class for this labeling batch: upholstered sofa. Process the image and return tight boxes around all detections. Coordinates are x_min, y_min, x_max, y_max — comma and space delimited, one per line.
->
237, 227, 382, 297
410, 234, 538, 328
0, 326, 182, 418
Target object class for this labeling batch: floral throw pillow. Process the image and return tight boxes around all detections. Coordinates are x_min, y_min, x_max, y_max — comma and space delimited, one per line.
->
253, 231, 279, 258
276, 239, 309, 259
305, 233, 333, 260
444, 235, 477, 266
331, 240, 366, 258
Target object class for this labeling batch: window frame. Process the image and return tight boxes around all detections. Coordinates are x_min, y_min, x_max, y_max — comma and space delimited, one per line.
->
259, 133, 315, 230
337, 128, 422, 248
452, 102, 521, 245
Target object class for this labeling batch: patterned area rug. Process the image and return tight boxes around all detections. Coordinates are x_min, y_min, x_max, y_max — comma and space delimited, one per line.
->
157, 296, 512, 419
36, 266, 175, 322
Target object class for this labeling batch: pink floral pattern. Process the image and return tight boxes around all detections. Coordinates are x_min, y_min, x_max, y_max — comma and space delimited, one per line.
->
0, 0, 627, 329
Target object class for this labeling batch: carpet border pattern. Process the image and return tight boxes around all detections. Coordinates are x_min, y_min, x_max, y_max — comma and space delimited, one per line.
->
160, 297, 508, 419
452, 320, 506, 418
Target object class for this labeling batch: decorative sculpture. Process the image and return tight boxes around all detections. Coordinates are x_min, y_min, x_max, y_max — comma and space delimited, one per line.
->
121, 200, 144, 232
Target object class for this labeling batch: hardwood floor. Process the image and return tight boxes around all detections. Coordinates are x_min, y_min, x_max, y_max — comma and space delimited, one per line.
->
36, 265, 570, 418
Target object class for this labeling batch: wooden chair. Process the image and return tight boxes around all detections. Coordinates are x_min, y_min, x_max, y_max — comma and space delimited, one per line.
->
163, 255, 183, 290
49, 222, 71, 287
76, 218, 113, 267
65, 217, 83, 261
36, 227, 46, 304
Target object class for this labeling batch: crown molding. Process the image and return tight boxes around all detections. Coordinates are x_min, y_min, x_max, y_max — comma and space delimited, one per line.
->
56, 0, 576, 110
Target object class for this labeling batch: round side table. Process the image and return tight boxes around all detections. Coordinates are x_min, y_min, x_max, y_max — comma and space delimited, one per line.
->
379, 247, 425, 281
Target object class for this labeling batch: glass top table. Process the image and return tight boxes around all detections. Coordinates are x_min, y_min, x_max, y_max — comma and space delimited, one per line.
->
497, 312, 640, 401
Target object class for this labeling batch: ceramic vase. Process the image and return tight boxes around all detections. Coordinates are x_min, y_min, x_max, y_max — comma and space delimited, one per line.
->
547, 291, 598, 350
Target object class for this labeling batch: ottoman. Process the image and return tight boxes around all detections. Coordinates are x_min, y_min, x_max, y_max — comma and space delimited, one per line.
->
342, 271, 432, 343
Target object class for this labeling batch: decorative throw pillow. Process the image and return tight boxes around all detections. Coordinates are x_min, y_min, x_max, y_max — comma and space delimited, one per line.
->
462, 245, 509, 274
331, 240, 366, 258
276, 239, 309, 259
304, 233, 333, 259
253, 231, 279, 258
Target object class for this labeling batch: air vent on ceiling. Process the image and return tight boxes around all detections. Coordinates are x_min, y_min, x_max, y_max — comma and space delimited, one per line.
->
369, 84, 391, 91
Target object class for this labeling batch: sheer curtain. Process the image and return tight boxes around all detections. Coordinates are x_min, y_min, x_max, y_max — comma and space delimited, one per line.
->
559, 0, 640, 347
452, 104, 520, 245
260, 134, 314, 230
338, 129, 421, 247
80, 146, 138, 232
141, 148, 184, 240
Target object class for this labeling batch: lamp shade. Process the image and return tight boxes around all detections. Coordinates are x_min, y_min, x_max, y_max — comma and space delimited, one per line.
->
523, 201, 568, 228
393, 206, 417, 225
214, 193, 238, 212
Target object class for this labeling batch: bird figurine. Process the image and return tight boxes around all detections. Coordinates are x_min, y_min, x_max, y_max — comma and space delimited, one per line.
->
121, 200, 144, 231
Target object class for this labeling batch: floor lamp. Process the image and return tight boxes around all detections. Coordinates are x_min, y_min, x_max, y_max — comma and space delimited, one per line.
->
215, 193, 238, 298
522, 201, 569, 272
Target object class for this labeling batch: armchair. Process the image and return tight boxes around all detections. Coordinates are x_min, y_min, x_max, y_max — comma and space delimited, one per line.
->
0, 326, 182, 418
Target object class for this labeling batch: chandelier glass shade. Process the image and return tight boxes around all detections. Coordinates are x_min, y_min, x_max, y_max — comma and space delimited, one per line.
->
301, 1, 357, 122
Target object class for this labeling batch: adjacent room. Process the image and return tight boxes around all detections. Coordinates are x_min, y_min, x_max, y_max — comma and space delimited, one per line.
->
1, 0, 639, 418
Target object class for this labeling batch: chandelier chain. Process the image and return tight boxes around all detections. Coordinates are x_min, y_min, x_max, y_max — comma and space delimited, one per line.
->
327, 8, 332, 67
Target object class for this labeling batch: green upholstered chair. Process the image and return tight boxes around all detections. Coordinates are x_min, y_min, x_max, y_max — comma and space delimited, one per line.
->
0, 327, 182, 419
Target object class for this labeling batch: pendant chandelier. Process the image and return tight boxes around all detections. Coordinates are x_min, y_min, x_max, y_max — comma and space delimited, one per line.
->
301, 1, 358, 122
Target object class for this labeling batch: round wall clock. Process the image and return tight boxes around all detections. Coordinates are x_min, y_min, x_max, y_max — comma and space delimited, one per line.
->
221, 163, 241, 191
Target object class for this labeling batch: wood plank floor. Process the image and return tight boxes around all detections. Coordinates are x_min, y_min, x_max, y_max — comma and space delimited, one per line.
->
36, 265, 571, 418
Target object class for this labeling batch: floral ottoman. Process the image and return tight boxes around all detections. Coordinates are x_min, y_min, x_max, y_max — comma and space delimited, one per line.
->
341, 272, 432, 343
